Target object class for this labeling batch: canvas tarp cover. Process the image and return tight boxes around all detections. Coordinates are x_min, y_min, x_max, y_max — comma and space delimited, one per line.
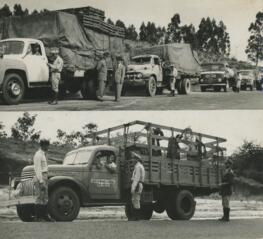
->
0, 12, 98, 70
132, 43, 201, 75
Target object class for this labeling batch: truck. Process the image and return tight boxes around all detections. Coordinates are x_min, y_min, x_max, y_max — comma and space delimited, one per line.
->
238, 69, 256, 91
6, 120, 226, 222
199, 62, 236, 92
123, 44, 201, 96
0, 8, 127, 105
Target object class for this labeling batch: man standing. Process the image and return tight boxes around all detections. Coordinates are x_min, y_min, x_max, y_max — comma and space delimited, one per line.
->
114, 56, 126, 102
33, 139, 53, 222
219, 159, 234, 222
130, 152, 145, 221
96, 52, 108, 101
48, 48, 64, 105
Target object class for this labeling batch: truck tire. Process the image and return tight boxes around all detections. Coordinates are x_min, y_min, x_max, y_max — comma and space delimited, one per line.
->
140, 205, 153, 220
214, 86, 221, 92
16, 204, 35, 222
223, 81, 229, 92
48, 187, 80, 222
180, 78, 191, 95
166, 190, 196, 220
81, 79, 96, 100
146, 76, 157, 97
153, 201, 166, 213
200, 86, 206, 92
249, 84, 253, 91
2, 73, 25, 105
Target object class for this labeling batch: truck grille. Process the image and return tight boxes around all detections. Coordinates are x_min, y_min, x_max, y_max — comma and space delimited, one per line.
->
20, 170, 35, 181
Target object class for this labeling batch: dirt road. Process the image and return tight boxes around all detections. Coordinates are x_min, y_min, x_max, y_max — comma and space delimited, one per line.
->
1, 199, 263, 239
0, 88, 262, 111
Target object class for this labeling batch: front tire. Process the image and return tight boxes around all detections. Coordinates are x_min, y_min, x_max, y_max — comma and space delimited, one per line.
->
2, 73, 25, 105
16, 204, 35, 222
146, 76, 157, 97
48, 187, 80, 222
140, 205, 153, 220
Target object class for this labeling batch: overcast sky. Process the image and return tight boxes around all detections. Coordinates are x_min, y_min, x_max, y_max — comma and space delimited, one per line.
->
1, 111, 263, 155
3, 0, 263, 61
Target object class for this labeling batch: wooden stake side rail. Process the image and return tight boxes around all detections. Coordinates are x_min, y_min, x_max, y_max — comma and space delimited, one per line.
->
123, 156, 222, 189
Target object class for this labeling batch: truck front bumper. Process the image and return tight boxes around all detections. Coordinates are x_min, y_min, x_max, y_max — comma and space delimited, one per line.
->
123, 77, 149, 87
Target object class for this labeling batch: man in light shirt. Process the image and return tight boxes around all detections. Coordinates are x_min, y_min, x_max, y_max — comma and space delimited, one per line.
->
33, 139, 53, 221
48, 48, 64, 105
130, 152, 145, 221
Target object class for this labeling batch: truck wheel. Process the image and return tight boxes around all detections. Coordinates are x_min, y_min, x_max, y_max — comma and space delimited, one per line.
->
140, 205, 153, 220
200, 86, 206, 92
48, 187, 80, 222
180, 79, 191, 95
16, 204, 35, 222
214, 86, 221, 92
166, 190, 196, 220
81, 79, 96, 100
2, 73, 25, 105
153, 201, 165, 213
146, 76, 157, 97
223, 81, 229, 92
249, 85, 253, 91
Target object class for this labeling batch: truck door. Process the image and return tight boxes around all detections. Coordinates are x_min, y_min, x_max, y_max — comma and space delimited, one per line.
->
23, 42, 49, 83
88, 150, 120, 200
153, 57, 163, 84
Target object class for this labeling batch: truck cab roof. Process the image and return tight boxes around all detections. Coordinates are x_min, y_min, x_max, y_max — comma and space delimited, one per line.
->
66, 145, 118, 155
132, 54, 159, 59
0, 38, 43, 44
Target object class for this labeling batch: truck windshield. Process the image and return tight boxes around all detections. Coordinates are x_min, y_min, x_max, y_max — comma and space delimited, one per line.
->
131, 57, 151, 65
202, 64, 225, 71
0, 41, 24, 55
239, 71, 251, 76
63, 150, 93, 165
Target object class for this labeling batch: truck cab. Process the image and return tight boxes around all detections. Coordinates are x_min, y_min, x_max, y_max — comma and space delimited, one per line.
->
0, 38, 49, 104
199, 62, 235, 92
124, 54, 163, 96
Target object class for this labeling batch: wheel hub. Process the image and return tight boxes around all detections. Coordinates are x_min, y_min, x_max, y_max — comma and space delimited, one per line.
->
57, 195, 74, 214
9, 82, 21, 96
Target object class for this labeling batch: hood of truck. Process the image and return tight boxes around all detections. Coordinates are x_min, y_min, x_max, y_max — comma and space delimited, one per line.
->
127, 64, 153, 73
21, 164, 84, 180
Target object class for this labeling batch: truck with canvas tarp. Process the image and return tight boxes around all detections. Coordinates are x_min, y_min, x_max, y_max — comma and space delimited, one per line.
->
123, 44, 201, 96
0, 8, 128, 104
3, 121, 226, 222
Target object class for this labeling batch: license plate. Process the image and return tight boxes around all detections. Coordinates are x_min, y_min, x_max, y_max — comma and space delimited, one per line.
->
74, 70, 85, 77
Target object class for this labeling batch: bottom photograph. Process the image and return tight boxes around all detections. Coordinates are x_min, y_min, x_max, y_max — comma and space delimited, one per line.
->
0, 111, 263, 238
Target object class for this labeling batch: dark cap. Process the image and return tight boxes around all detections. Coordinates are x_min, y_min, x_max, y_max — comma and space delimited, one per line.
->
116, 55, 124, 61
40, 139, 50, 147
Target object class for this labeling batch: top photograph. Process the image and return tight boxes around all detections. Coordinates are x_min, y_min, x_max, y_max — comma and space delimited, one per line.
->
0, 0, 262, 111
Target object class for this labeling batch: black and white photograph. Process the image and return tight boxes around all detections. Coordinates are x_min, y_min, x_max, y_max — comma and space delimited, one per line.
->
0, 0, 263, 239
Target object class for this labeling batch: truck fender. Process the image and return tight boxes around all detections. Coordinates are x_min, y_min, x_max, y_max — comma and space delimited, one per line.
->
48, 176, 89, 204
1, 59, 29, 86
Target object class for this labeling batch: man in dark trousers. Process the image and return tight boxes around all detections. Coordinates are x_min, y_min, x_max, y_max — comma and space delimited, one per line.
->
114, 56, 126, 102
219, 159, 234, 222
96, 52, 109, 101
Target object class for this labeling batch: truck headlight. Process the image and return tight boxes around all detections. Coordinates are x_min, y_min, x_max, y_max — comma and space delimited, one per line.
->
136, 73, 143, 79
200, 79, 204, 83
218, 78, 222, 82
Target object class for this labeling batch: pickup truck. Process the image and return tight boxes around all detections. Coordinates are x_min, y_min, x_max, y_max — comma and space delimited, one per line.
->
124, 44, 201, 96
8, 121, 226, 222
0, 38, 100, 105
199, 62, 236, 92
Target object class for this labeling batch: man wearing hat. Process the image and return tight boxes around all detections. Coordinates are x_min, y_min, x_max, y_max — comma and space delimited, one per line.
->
96, 52, 108, 101
219, 158, 234, 222
114, 55, 126, 102
130, 152, 145, 221
47, 47, 64, 105
33, 139, 53, 221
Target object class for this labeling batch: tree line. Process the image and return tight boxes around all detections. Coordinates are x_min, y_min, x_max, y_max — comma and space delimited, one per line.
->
0, 4, 262, 64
